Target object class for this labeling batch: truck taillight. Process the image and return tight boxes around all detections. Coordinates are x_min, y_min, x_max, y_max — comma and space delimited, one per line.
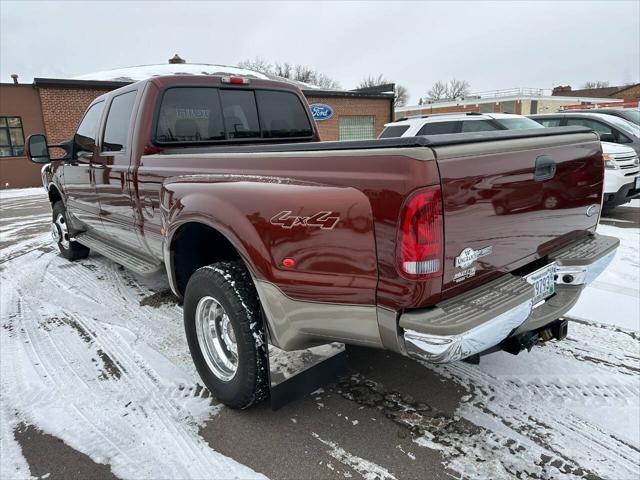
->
397, 186, 443, 279
221, 76, 250, 85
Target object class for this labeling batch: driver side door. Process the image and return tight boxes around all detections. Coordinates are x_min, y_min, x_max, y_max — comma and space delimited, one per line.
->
63, 100, 105, 232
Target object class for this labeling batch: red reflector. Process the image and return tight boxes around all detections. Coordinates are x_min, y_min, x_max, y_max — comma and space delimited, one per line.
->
282, 258, 296, 268
221, 76, 250, 85
397, 186, 443, 279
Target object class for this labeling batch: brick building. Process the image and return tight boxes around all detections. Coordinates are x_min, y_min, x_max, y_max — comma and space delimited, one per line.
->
396, 88, 628, 120
0, 60, 393, 189
552, 83, 640, 102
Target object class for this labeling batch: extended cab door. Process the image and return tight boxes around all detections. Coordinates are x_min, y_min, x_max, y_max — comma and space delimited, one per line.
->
63, 100, 105, 231
92, 87, 141, 249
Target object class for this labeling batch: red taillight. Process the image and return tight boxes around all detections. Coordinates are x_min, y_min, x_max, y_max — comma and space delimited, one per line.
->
221, 76, 250, 85
397, 186, 444, 279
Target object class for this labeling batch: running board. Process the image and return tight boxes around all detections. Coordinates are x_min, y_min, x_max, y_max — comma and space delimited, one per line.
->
75, 232, 163, 276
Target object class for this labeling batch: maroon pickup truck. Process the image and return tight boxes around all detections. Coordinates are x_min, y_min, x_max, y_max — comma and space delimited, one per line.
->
27, 75, 618, 408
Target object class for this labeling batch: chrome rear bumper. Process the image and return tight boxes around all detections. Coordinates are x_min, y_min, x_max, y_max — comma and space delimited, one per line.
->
401, 233, 619, 363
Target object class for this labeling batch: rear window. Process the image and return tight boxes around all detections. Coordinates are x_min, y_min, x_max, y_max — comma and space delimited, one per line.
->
155, 87, 312, 144
417, 121, 459, 135
256, 90, 313, 138
379, 125, 410, 138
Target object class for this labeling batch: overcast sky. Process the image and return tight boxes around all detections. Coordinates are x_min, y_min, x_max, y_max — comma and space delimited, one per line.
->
1, 0, 638, 105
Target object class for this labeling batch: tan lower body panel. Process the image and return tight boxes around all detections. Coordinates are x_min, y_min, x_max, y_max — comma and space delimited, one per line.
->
254, 280, 383, 351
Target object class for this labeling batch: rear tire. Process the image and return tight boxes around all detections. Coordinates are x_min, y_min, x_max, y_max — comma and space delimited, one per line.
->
184, 261, 268, 409
51, 201, 89, 261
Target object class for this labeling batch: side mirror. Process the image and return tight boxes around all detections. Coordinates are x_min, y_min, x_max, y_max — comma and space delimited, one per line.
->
26, 134, 50, 163
599, 132, 616, 143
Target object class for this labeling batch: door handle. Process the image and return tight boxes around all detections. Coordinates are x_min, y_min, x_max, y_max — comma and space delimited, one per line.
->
534, 155, 556, 181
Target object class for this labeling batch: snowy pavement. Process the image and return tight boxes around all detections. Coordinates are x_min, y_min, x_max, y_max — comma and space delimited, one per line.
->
1, 189, 638, 480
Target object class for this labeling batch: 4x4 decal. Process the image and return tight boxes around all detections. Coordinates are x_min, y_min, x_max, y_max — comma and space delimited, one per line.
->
270, 211, 340, 230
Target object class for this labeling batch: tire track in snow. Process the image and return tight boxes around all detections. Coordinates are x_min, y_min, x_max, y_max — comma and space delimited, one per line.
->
0, 197, 266, 479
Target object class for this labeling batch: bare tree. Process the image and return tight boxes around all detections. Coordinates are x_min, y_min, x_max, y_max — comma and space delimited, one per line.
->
238, 58, 340, 88
447, 79, 471, 98
394, 85, 409, 107
582, 80, 610, 89
237, 57, 272, 74
357, 74, 409, 107
423, 79, 471, 102
426, 80, 448, 100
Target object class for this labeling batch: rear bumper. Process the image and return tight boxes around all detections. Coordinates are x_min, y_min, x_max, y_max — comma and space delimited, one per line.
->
401, 233, 619, 363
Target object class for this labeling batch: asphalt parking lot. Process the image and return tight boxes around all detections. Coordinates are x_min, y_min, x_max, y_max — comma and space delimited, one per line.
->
1, 189, 639, 480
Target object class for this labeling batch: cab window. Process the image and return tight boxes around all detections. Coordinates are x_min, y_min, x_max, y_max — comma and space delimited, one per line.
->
74, 101, 105, 153
103, 90, 137, 152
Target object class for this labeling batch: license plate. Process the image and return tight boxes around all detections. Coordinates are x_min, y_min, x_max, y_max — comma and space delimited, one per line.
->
635, 176, 640, 189
526, 263, 557, 306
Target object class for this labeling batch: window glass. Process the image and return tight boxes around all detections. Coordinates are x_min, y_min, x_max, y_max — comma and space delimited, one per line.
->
417, 121, 459, 135
156, 88, 225, 143
0, 116, 25, 157
379, 125, 410, 138
219, 90, 260, 139
564, 117, 630, 143
256, 90, 312, 138
494, 117, 544, 130
534, 118, 562, 127
75, 102, 105, 153
103, 90, 137, 152
461, 120, 500, 132
339, 116, 375, 140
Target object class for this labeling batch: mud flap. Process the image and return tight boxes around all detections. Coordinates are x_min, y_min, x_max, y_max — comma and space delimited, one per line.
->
267, 342, 347, 410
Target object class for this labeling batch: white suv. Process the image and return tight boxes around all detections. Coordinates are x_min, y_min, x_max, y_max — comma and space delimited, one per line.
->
600, 142, 640, 209
379, 112, 544, 138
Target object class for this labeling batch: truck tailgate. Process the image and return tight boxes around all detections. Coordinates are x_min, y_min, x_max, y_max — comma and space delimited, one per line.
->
431, 129, 603, 297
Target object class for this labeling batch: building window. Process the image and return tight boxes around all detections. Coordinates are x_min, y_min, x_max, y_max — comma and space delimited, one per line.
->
0, 117, 25, 157
339, 116, 375, 141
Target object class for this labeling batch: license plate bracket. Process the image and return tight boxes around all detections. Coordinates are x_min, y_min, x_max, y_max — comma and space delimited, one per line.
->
525, 263, 557, 306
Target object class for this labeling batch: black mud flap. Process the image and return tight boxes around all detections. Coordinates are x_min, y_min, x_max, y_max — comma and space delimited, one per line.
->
267, 342, 347, 410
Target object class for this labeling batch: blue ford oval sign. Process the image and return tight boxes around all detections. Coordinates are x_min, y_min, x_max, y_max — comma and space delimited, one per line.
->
309, 103, 334, 121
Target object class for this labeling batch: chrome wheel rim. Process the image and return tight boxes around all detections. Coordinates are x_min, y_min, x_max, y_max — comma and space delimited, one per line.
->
195, 296, 238, 381
52, 213, 70, 249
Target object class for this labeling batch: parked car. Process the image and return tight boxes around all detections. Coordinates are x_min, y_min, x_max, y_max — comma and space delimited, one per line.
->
26, 75, 618, 409
529, 113, 640, 209
600, 142, 640, 209
528, 112, 640, 156
379, 112, 544, 138
563, 108, 639, 126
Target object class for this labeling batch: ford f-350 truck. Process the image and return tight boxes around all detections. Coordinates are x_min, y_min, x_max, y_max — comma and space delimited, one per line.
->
27, 75, 618, 408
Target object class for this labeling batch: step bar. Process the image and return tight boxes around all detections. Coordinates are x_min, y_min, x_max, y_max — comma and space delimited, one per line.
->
75, 231, 163, 276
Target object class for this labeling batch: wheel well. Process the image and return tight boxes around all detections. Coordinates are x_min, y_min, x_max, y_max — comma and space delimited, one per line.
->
48, 186, 62, 205
172, 222, 242, 296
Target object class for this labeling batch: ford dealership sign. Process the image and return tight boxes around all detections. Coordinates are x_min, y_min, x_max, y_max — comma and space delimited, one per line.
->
309, 103, 334, 121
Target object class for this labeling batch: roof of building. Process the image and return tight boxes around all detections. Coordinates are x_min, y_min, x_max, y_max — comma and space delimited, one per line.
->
395, 90, 624, 113
30, 61, 393, 100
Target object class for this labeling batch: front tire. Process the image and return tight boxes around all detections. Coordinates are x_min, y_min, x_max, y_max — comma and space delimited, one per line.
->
51, 201, 89, 261
184, 261, 268, 409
